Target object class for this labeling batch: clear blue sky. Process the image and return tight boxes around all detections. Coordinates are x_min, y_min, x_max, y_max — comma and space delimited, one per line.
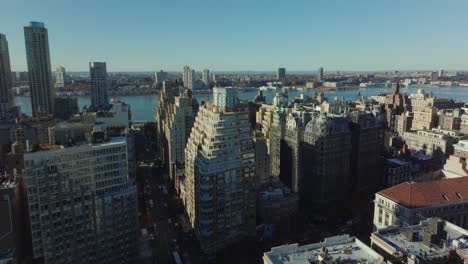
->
1, 0, 468, 72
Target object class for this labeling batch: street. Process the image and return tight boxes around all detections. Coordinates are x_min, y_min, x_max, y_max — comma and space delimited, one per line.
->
138, 163, 206, 264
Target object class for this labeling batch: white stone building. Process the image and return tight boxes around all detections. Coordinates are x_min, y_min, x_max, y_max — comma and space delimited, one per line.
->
373, 177, 468, 230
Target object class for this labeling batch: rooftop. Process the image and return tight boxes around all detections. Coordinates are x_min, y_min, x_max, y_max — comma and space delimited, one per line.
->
387, 158, 411, 166
378, 177, 468, 208
409, 151, 433, 161
27, 21, 45, 28
372, 219, 468, 261
455, 140, 468, 152
264, 235, 384, 264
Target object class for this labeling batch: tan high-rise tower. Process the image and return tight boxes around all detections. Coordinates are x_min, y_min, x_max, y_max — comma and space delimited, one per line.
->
182, 87, 256, 254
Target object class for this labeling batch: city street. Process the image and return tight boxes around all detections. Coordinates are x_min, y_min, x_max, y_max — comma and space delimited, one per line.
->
138, 164, 206, 264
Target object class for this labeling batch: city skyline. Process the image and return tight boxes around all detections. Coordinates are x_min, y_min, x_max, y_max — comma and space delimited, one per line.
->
1, 0, 468, 72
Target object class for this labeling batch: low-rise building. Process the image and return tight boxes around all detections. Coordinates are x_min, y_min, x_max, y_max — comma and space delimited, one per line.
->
384, 158, 412, 187
263, 235, 385, 264
411, 108, 438, 131
257, 178, 298, 225
443, 155, 468, 178
438, 109, 462, 131
454, 140, 468, 159
373, 177, 468, 230
396, 112, 413, 134
371, 218, 468, 264
402, 129, 458, 166
410, 89, 464, 111
54, 97, 78, 120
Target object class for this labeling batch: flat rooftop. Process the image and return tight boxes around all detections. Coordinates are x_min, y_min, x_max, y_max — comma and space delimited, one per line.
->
372, 219, 468, 260
264, 235, 384, 264
387, 158, 410, 166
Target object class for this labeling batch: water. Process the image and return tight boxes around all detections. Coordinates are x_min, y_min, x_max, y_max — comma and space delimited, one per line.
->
14, 86, 468, 122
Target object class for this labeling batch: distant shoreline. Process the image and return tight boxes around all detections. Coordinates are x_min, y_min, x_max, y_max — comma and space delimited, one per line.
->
12, 85, 467, 98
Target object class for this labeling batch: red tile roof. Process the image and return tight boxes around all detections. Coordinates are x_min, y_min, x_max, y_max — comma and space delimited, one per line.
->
378, 177, 468, 208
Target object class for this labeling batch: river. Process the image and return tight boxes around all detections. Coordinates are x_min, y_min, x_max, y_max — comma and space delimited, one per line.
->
13, 86, 468, 122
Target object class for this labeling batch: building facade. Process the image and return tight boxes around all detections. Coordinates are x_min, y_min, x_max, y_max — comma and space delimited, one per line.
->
55, 66, 65, 87
411, 108, 438, 131
373, 177, 468, 230
317, 67, 324, 82
53, 97, 78, 120
202, 69, 210, 85
395, 112, 413, 134
89, 62, 109, 109
154, 70, 168, 85
183, 66, 194, 89
402, 129, 458, 166
182, 87, 256, 254
383, 83, 410, 131
23, 137, 139, 263
163, 90, 196, 179
155, 81, 179, 165
24, 22, 55, 117
0, 33, 12, 114
270, 100, 384, 204
276, 68, 285, 81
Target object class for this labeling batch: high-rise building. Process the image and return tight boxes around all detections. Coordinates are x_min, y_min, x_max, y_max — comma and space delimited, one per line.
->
24, 22, 54, 116
182, 87, 256, 254
0, 33, 13, 119
269, 95, 384, 204
163, 90, 196, 179
53, 97, 78, 120
202, 69, 210, 85
383, 83, 410, 131
155, 81, 179, 165
55, 66, 66, 87
183, 66, 194, 89
23, 136, 139, 263
276, 67, 286, 81
11, 71, 17, 83
438, 68, 445, 78
18, 71, 28, 82
154, 70, 168, 85
430, 71, 439, 81
317, 67, 324, 81
89, 62, 109, 109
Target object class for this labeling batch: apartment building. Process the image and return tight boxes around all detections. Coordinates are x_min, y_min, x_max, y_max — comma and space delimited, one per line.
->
182, 87, 256, 254
23, 136, 139, 263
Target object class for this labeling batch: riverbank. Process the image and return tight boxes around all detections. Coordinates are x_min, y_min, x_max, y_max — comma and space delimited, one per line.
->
14, 86, 468, 122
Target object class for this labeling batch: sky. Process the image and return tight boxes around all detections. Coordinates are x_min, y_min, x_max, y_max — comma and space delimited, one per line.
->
1, 0, 468, 72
